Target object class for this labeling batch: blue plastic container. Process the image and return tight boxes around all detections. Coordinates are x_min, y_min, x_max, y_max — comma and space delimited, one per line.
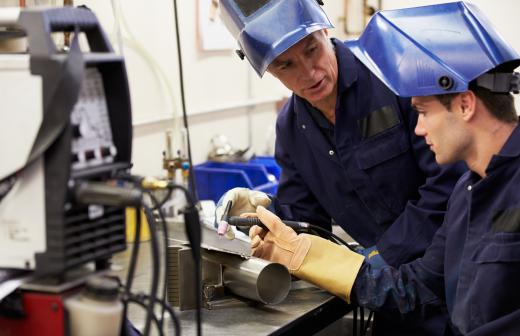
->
194, 156, 280, 203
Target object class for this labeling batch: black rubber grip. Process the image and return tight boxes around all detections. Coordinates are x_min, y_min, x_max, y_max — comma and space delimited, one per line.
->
228, 216, 266, 228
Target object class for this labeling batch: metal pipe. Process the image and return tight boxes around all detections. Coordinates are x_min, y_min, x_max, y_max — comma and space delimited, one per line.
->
202, 250, 291, 305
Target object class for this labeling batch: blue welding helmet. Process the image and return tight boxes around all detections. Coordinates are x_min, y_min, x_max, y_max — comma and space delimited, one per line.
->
346, 1, 520, 97
219, 0, 333, 77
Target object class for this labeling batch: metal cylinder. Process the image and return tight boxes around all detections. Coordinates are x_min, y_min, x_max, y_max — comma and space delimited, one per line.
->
203, 250, 291, 305
0, 7, 21, 27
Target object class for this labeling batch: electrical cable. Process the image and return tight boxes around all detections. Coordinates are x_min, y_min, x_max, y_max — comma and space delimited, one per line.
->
145, 190, 171, 329
142, 204, 161, 336
116, 173, 201, 335
182, 204, 202, 336
364, 310, 374, 336
140, 178, 198, 334
122, 207, 141, 321
360, 306, 365, 336
153, 188, 174, 210
172, 0, 199, 201
353, 305, 358, 336
125, 292, 181, 336
304, 224, 354, 251
124, 298, 164, 336
151, 183, 196, 211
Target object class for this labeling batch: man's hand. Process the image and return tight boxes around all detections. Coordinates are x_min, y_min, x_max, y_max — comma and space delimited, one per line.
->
249, 206, 311, 271
249, 206, 365, 303
215, 188, 271, 238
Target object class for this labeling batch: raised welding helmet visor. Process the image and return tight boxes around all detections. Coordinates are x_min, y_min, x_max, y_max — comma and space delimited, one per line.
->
219, 0, 333, 77
346, 1, 520, 97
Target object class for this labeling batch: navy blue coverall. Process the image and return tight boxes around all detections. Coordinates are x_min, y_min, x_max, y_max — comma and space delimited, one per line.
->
272, 39, 466, 335
353, 124, 520, 335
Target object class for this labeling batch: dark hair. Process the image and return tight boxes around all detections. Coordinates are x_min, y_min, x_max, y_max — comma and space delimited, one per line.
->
434, 84, 517, 123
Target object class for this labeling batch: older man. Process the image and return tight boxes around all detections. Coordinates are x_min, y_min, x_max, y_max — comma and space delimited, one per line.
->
249, 2, 520, 335
217, 1, 465, 334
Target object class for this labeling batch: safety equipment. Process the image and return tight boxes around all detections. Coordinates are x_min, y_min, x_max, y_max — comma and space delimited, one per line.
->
215, 188, 271, 239
346, 1, 520, 97
250, 206, 364, 303
219, 0, 333, 77
359, 245, 387, 269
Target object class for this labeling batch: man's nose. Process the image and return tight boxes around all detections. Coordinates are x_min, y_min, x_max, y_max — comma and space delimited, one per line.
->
415, 116, 427, 137
299, 57, 315, 78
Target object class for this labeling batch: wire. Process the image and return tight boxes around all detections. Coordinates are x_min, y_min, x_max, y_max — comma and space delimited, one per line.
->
145, 190, 171, 328
364, 310, 374, 335
353, 305, 358, 336
124, 298, 163, 336
141, 180, 197, 332
123, 207, 142, 320
142, 204, 161, 336
304, 224, 356, 251
124, 292, 181, 336
172, 0, 199, 202
153, 188, 174, 210
360, 306, 364, 335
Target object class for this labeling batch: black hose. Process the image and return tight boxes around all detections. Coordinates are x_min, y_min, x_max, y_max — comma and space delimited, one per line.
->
305, 224, 356, 251
142, 205, 161, 336
145, 190, 171, 329
123, 207, 142, 320
125, 298, 164, 336
172, 0, 198, 202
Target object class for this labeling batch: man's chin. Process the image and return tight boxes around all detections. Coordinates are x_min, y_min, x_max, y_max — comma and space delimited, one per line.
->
303, 91, 330, 106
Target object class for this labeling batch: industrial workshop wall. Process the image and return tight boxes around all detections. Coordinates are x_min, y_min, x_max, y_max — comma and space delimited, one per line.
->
62, 0, 347, 178
8, 1, 516, 178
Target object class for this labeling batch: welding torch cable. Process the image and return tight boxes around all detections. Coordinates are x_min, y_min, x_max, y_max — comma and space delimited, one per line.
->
123, 207, 142, 322
124, 297, 164, 336
145, 190, 172, 329
142, 204, 161, 336
227, 216, 356, 251
125, 293, 181, 336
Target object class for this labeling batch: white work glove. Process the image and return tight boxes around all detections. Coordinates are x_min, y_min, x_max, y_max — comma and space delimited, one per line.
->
215, 187, 271, 239
250, 206, 365, 303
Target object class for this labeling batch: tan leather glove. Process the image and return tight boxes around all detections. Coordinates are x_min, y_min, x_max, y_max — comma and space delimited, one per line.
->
215, 188, 271, 239
216, 188, 271, 221
250, 206, 364, 303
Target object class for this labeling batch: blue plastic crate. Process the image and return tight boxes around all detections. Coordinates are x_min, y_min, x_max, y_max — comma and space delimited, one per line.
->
194, 157, 280, 203
249, 155, 281, 179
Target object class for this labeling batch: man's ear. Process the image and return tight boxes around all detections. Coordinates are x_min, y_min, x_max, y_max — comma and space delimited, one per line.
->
459, 90, 477, 121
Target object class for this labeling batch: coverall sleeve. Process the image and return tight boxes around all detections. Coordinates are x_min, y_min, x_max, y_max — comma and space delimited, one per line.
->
466, 310, 520, 336
272, 123, 333, 232
353, 217, 447, 314
376, 97, 466, 266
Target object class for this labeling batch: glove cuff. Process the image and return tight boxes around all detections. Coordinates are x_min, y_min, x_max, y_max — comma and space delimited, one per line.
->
292, 234, 364, 303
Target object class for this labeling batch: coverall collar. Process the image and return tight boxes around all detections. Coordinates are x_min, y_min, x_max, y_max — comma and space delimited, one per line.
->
331, 38, 359, 94
486, 123, 520, 174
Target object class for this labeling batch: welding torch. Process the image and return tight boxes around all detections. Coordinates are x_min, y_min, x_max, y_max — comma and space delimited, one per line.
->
217, 201, 355, 250
227, 216, 310, 231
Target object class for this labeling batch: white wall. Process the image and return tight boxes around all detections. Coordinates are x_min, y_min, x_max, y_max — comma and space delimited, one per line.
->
3, 0, 519, 177
72, 0, 348, 177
